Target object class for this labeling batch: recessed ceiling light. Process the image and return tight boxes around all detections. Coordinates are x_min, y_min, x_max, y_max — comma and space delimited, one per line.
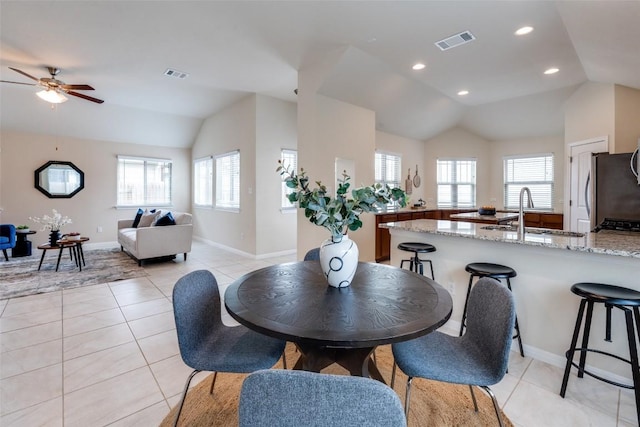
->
544, 67, 559, 75
457, 90, 469, 96
412, 63, 426, 71
515, 26, 534, 36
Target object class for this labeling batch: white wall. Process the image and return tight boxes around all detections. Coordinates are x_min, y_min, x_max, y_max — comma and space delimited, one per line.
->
297, 93, 377, 261
565, 82, 615, 150
191, 94, 298, 256
255, 95, 297, 256
423, 128, 492, 208
376, 130, 426, 204
422, 128, 565, 211
0, 130, 191, 243
614, 84, 640, 153
491, 136, 565, 211
191, 95, 257, 254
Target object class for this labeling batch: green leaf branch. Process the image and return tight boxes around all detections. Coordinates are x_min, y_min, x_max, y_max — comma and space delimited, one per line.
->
277, 160, 406, 241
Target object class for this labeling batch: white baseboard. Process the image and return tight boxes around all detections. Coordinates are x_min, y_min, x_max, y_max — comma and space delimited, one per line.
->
83, 241, 120, 251
194, 236, 296, 260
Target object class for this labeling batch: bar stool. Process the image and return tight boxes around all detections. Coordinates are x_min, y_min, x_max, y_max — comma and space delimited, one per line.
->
560, 282, 640, 425
460, 262, 524, 357
397, 242, 436, 279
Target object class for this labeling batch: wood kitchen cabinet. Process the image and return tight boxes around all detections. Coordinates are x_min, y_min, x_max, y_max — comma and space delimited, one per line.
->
524, 213, 564, 229
375, 209, 447, 261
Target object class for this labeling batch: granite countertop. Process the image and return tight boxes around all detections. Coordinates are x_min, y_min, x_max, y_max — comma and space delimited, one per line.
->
380, 219, 640, 259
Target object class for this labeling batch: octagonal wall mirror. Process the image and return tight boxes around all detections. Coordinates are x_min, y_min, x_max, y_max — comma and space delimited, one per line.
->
34, 161, 84, 198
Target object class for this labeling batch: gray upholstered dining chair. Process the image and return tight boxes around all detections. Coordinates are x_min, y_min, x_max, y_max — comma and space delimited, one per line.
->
238, 369, 407, 427
391, 277, 515, 426
172, 270, 287, 427
303, 247, 320, 261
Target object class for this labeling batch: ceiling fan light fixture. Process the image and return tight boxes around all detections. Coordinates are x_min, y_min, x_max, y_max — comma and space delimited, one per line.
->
36, 88, 68, 104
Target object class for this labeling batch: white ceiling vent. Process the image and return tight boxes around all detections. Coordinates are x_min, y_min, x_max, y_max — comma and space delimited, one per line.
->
164, 68, 189, 79
435, 31, 476, 51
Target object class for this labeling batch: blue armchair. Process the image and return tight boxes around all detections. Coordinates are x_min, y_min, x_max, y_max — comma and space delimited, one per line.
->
0, 224, 16, 261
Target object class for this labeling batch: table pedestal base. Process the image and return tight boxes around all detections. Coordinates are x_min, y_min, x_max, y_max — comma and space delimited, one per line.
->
293, 344, 385, 382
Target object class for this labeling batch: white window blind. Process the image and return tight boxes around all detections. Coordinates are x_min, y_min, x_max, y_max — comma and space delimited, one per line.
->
281, 149, 297, 209
437, 159, 476, 208
117, 156, 172, 206
375, 152, 401, 188
216, 150, 240, 210
194, 156, 213, 207
504, 154, 554, 210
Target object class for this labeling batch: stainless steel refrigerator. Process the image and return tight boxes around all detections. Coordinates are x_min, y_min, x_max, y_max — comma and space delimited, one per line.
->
590, 152, 640, 230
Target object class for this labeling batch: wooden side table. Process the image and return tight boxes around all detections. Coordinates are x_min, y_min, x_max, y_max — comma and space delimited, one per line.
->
37, 241, 79, 272
58, 237, 90, 271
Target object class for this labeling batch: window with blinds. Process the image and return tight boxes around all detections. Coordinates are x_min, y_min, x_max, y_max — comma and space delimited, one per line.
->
194, 156, 213, 207
280, 149, 297, 209
216, 150, 240, 210
437, 158, 476, 208
117, 156, 172, 206
503, 154, 554, 210
375, 152, 401, 188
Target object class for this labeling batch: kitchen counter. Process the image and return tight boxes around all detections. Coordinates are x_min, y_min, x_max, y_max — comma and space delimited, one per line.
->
449, 211, 519, 224
382, 218, 640, 382
380, 219, 640, 258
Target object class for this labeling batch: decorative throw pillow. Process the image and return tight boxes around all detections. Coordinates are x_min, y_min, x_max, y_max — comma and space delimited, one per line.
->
155, 211, 176, 226
137, 210, 159, 228
131, 208, 144, 228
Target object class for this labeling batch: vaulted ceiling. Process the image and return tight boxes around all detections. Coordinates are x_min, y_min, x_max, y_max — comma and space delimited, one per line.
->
1, 1, 639, 148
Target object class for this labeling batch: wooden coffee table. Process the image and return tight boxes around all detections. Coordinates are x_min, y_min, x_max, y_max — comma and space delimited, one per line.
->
37, 237, 89, 272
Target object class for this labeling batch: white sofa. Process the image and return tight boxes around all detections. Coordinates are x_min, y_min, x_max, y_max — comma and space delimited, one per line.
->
118, 211, 193, 265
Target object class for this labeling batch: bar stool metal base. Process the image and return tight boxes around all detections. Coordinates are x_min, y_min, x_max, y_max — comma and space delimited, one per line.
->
397, 242, 436, 279
460, 262, 524, 357
560, 282, 640, 426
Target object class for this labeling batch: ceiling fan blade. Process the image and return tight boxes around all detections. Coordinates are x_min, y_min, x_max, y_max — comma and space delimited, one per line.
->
61, 84, 95, 91
66, 90, 104, 104
0, 80, 37, 86
9, 67, 39, 82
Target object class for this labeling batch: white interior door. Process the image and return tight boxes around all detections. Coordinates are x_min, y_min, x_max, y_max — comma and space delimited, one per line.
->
568, 138, 608, 232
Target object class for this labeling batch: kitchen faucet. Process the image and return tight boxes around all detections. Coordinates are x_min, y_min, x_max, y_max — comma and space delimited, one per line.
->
518, 187, 534, 240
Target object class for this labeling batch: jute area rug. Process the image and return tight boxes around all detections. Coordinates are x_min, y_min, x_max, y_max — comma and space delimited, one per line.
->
161, 343, 513, 427
0, 247, 148, 300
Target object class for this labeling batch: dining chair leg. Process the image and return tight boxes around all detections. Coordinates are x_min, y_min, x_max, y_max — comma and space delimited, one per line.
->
468, 385, 479, 412
480, 385, 505, 427
174, 369, 201, 427
404, 377, 414, 418
209, 371, 218, 395
390, 361, 397, 388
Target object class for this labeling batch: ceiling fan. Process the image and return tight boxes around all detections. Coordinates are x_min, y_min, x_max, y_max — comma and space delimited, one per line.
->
0, 66, 104, 104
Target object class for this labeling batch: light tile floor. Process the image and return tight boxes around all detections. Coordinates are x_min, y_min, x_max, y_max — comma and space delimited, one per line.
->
1, 240, 637, 426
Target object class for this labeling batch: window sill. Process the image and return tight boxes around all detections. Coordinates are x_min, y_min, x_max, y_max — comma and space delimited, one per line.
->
215, 207, 240, 213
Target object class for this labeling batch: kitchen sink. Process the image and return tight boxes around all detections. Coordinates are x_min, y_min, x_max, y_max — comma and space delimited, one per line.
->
480, 225, 585, 238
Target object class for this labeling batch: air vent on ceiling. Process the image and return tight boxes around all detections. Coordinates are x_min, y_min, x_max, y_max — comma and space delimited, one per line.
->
164, 68, 189, 79
435, 31, 476, 51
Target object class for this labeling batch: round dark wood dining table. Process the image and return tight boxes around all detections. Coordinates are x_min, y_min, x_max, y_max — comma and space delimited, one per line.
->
224, 261, 452, 382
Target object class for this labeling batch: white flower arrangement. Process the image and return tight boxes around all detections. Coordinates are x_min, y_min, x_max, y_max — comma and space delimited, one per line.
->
30, 209, 72, 232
